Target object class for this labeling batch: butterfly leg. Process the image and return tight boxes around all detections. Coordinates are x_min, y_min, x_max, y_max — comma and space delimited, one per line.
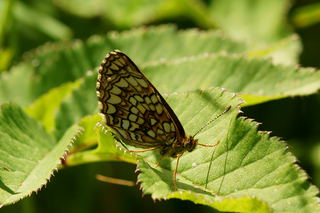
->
129, 148, 165, 169
197, 140, 220, 147
154, 155, 163, 168
129, 147, 157, 153
130, 147, 162, 166
173, 154, 181, 191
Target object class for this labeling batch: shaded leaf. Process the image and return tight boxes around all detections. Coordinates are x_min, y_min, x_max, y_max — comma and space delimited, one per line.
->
0, 103, 81, 207
291, 2, 320, 28
64, 116, 136, 166
165, 191, 271, 213
13, 1, 73, 40
53, 0, 212, 29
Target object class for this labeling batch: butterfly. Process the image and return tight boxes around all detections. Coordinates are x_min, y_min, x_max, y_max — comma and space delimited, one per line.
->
96, 50, 231, 190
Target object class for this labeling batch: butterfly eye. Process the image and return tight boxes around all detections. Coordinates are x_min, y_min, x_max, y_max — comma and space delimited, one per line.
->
185, 136, 197, 152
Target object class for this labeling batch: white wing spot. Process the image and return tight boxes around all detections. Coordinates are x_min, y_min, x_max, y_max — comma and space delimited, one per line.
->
151, 94, 158, 104
109, 86, 122, 95
126, 76, 139, 87
117, 129, 128, 139
97, 73, 102, 81
129, 97, 137, 106
137, 103, 146, 114
134, 95, 144, 102
106, 68, 113, 75
137, 117, 144, 125
144, 96, 152, 104
157, 129, 164, 135
170, 123, 176, 132
129, 114, 138, 122
129, 122, 139, 131
98, 101, 103, 110
122, 119, 130, 129
149, 117, 157, 126
149, 103, 155, 111
147, 130, 156, 138
155, 103, 163, 114
118, 69, 127, 75
107, 103, 116, 114
163, 122, 171, 133
118, 57, 125, 64
142, 103, 150, 111
131, 106, 139, 114
136, 78, 148, 88
101, 114, 107, 123
110, 63, 119, 70
115, 78, 129, 87
130, 132, 137, 140
113, 59, 123, 67
107, 94, 122, 104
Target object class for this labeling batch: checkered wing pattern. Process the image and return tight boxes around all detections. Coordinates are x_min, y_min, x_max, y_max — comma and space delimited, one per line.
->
96, 50, 186, 149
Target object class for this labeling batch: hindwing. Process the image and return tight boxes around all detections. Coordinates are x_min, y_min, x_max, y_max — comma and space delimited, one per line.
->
96, 50, 186, 148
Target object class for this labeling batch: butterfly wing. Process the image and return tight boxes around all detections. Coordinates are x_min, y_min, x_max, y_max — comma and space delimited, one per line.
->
96, 50, 186, 149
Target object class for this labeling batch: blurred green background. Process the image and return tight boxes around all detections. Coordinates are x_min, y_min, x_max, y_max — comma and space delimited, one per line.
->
1, 0, 320, 212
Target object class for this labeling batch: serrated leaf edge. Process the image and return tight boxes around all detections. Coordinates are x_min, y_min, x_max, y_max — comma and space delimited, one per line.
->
0, 127, 84, 208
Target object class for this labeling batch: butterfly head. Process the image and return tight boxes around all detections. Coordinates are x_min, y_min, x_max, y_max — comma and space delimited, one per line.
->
184, 135, 198, 152
162, 135, 198, 158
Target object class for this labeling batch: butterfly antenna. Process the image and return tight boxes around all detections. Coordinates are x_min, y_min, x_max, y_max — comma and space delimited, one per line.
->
193, 105, 231, 137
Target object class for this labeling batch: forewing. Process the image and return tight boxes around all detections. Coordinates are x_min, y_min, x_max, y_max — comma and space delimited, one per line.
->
96, 50, 181, 148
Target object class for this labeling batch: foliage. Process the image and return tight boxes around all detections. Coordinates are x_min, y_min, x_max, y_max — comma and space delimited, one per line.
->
0, 0, 319, 212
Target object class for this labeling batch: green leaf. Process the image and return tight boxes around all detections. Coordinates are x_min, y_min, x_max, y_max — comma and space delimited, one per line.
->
87, 25, 248, 65
20, 48, 320, 154
54, 71, 99, 139
0, 25, 248, 107
0, 64, 35, 108
53, 0, 107, 18
165, 192, 271, 213
209, 0, 289, 42
131, 89, 241, 195
132, 88, 319, 212
0, 103, 81, 207
25, 81, 78, 132
246, 34, 301, 65
0, 25, 302, 108
64, 117, 137, 166
0, 47, 14, 72
13, 1, 73, 40
67, 113, 102, 153
52, 0, 212, 29
51, 0, 301, 65
208, 0, 301, 64
141, 53, 320, 106
0, 0, 14, 47
291, 2, 320, 28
